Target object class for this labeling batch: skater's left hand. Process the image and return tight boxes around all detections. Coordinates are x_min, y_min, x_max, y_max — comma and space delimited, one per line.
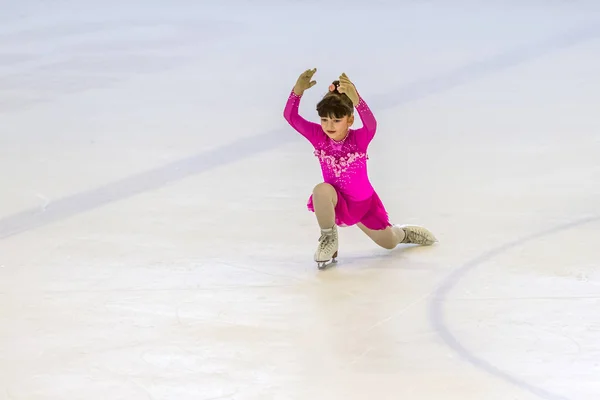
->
337, 73, 359, 106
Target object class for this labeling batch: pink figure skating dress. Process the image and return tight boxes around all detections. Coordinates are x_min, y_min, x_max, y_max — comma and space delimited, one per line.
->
283, 90, 391, 230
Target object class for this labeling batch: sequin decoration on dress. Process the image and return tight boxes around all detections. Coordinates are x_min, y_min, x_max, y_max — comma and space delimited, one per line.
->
314, 149, 367, 178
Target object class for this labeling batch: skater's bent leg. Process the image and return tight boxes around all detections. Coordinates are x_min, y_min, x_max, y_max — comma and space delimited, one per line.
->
312, 183, 339, 266
357, 223, 406, 250
312, 183, 338, 229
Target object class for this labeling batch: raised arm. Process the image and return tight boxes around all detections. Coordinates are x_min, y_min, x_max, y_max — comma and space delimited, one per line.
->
283, 90, 322, 140
337, 73, 378, 147
283, 69, 324, 146
354, 94, 377, 140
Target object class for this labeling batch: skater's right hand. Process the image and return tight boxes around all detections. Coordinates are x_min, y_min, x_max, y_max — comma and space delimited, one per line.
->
293, 68, 317, 96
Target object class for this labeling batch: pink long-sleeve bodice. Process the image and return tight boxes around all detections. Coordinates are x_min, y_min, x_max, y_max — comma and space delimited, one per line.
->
283, 90, 378, 202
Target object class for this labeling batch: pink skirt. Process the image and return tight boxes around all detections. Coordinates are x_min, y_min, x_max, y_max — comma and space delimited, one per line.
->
307, 187, 391, 230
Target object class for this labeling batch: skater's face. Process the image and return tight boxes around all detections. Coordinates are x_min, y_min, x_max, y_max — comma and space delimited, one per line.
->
320, 114, 354, 141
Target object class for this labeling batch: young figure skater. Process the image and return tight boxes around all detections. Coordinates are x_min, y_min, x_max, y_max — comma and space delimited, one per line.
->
283, 68, 437, 268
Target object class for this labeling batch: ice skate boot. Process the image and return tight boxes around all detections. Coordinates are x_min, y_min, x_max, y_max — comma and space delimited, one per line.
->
314, 225, 339, 269
397, 224, 438, 245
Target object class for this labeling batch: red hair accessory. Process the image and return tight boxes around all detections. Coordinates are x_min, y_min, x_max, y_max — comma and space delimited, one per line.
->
329, 83, 337, 92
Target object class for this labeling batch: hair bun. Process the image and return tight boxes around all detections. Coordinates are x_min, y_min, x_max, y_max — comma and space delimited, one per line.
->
328, 80, 340, 93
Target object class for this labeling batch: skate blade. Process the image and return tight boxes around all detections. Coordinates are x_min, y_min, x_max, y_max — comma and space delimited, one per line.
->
316, 252, 338, 270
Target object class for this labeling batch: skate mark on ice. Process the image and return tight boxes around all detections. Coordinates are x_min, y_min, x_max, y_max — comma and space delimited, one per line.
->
1, 22, 600, 241
429, 214, 600, 400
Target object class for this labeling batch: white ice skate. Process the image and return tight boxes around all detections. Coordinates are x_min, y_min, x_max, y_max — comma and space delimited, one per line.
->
314, 225, 339, 269
397, 224, 438, 245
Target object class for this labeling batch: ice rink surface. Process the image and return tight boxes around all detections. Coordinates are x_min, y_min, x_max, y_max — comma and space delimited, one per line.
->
1, 1, 599, 399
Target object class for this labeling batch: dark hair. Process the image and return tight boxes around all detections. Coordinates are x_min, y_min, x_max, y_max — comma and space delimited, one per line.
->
316, 80, 354, 118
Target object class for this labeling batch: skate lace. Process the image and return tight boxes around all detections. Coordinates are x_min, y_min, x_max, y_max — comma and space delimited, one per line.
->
318, 232, 335, 252
404, 230, 421, 243
402, 226, 433, 244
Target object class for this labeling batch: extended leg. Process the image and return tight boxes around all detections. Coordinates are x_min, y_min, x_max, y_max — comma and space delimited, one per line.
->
358, 223, 437, 249
357, 223, 406, 249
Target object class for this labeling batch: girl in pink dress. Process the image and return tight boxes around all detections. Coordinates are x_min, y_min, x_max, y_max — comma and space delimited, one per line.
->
284, 68, 437, 268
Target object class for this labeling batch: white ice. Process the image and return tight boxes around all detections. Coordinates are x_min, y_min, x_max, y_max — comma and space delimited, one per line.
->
1, 1, 599, 399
